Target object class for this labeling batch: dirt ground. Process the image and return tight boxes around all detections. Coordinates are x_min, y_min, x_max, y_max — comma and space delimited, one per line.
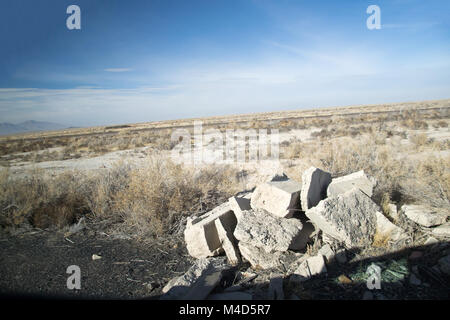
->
0, 227, 192, 299
1, 223, 449, 300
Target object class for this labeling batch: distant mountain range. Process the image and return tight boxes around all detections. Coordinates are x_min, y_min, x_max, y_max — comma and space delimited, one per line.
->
0, 120, 67, 135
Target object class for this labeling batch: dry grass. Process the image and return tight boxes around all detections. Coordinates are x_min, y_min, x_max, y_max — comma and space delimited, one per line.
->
0, 157, 240, 238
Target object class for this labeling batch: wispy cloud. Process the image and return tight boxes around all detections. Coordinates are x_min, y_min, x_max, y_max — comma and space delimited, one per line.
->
104, 68, 133, 72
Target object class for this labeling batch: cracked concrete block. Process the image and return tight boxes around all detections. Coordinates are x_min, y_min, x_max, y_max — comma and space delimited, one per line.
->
161, 257, 228, 300
250, 179, 301, 218
238, 242, 286, 269
233, 208, 303, 253
301, 167, 331, 210
184, 203, 237, 258
215, 217, 241, 265
375, 211, 408, 242
402, 205, 448, 227
327, 170, 375, 198
228, 193, 252, 221
305, 188, 379, 248
290, 255, 327, 283
432, 223, 450, 238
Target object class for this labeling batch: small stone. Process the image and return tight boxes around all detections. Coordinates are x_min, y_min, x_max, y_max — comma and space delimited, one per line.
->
92, 254, 102, 260
338, 274, 352, 284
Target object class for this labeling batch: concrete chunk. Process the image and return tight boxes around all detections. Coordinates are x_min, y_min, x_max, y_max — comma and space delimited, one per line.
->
215, 218, 241, 265
161, 257, 228, 300
184, 203, 237, 258
432, 223, 450, 238
402, 205, 448, 227
301, 167, 331, 210
375, 211, 408, 242
233, 209, 303, 253
290, 255, 327, 283
238, 242, 285, 269
318, 244, 335, 264
228, 194, 251, 221
327, 170, 375, 198
305, 188, 379, 248
250, 179, 301, 218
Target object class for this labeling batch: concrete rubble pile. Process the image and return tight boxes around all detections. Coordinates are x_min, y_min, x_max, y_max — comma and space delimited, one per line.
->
161, 167, 449, 300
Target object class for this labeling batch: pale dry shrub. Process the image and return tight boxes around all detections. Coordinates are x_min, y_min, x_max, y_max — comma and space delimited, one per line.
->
87, 156, 240, 238
0, 168, 88, 230
409, 133, 430, 149
399, 156, 450, 209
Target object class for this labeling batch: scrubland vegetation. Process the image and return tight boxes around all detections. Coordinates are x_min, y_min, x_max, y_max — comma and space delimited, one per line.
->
0, 101, 449, 240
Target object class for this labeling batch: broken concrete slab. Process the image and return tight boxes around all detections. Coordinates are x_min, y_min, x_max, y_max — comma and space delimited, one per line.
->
327, 170, 375, 198
307, 255, 327, 276
233, 208, 304, 252
228, 194, 251, 221
290, 255, 327, 283
305, 188, 379, 248
238, 242, 286, 269
401, 204, 448, 228
184, 202, 237, 258
267, 273, 284, 300
432, 222, 450, 238
250, 179, 301, 218
207, 292, 253, 300
424, 236, 439, 246
214, 218, 240, 265
161, 257, 229, 300
183, 269, 223, 300
318, 244, 335, 264
301, 167, 332, 210
374, 211, 409, 242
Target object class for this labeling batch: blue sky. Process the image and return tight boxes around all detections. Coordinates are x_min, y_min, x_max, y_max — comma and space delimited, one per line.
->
0, 0, 449, 126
